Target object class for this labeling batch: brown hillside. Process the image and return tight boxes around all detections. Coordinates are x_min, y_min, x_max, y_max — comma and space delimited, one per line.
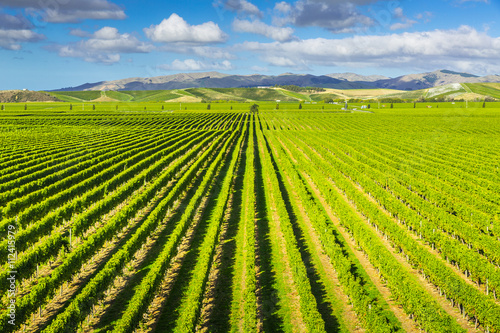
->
0, 90, 61, 103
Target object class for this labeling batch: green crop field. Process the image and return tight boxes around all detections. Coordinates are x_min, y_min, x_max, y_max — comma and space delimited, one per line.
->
50, 91, 103, 102
1, 102, 500, 333
464, 83, 500, 99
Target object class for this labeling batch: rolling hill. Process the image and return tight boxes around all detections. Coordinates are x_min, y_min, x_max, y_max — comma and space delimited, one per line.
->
40, 83, 500, 103
51, 69, 500, 93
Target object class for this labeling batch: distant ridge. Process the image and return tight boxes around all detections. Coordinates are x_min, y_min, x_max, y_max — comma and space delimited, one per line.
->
51, 69, 500, 92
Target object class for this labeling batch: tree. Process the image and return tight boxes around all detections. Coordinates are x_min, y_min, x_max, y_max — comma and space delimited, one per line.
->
298, 103, 302, 109
230, 106, 233, 110
207, 104, 211, 110
250, 103, 259, 114
162, 105, 164, 110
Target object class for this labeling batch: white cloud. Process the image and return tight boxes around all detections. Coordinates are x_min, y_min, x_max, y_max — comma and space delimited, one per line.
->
144, 14, 227, 44
0, 13, 44, 50
191, 46, 236, 59
274, 1, 292, 13
393, 7, 404, 18
233, 19, 294, 42
215, 0, 262, 17
0, 13, 33, 29
283, 0, 374, 33
390, 20, 417, 31
0, 29, 44, 50
1, 0, 126, 23
390, 7, 417, 30
42, 9, 126, 23
264, 55, 300, 67
158, 45, 236, 59
159, 59, 234, 71
51, 26, 152, 63
241, 26, 500, 74
69, 28, 92, 38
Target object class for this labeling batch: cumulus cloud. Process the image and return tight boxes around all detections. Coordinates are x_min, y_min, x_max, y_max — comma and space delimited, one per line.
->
281, 0, 374, 33
158, 45, 236, 59
69, 28, 92, 38
0, 12, 33, 29
264, 55, 301, 67
159, 59, 234, 71
144, 14, 227, 44
241, 26, 500, 74
393, 7, 404, 18
390, 7, 417, 30
214, 0, 262, 17
233, 18, 295, 41
0, 29, 44, 50
50, 26, 152, 63
0, 0, 126, 23
390, 20, 417, 31
0, 13, 44, 50
190, 46, 236, 59
274, 1, 292, 13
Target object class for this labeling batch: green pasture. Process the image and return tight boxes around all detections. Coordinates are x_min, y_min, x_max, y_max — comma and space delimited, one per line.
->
0, 100, 499, 116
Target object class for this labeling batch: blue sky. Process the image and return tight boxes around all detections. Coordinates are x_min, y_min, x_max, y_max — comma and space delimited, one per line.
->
0, 0, 499, 90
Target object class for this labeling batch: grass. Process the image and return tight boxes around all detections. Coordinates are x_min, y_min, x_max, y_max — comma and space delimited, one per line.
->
464, 83, 500, 99
185, 88, 246, 102
2, 100, 499, 115
211, 88, 298, 102
105, 91, 134, 102
40, 84, 500, 105
49, 91, 102, 102
310, 93, 341, 102
277, 89, 310, 101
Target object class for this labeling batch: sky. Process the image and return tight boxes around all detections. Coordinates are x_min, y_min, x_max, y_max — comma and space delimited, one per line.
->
0, 0, 499, 90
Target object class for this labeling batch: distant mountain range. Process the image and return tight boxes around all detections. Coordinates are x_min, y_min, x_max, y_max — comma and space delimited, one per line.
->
53, 69, 500, 92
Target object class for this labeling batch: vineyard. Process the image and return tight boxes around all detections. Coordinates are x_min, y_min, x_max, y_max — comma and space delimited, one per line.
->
1, 105, 500, 332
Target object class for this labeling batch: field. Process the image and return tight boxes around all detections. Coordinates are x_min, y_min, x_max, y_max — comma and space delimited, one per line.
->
1, 102, 500, 332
